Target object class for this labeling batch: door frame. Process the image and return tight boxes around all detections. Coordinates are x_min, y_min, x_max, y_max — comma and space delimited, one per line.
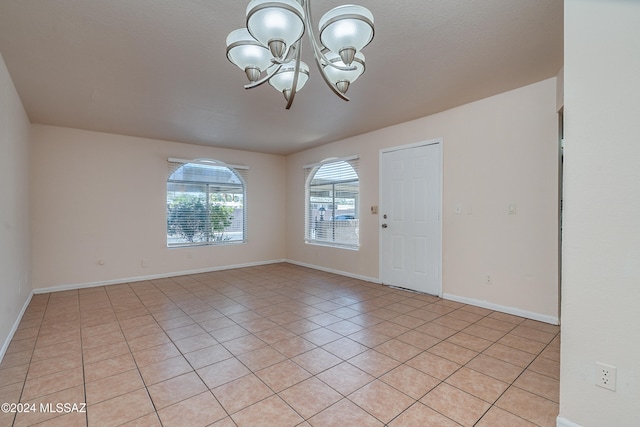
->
379, 138, 444, 297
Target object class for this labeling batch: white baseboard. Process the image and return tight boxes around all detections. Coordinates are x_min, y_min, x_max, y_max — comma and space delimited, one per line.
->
5, 261, 560, 365
285, 259, 381, 285
443, 293, 559, 325
0, 291, 33, 364
3, 260, 288, 364
285, 262, 559, 325
32, 259, 287, 294
557, 416, 584, 427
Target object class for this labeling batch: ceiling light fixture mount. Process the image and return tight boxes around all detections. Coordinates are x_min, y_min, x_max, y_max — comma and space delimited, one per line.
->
226, 0, 374, 109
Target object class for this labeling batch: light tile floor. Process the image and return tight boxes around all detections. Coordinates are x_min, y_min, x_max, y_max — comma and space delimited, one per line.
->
0, 263, 560, 426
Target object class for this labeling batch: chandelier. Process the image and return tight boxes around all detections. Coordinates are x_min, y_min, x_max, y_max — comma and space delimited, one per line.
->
225, 0, 375, 109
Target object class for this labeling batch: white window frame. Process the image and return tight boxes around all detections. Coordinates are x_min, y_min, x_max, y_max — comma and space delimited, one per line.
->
167, 158, 248, 247
304, 156, 360, 250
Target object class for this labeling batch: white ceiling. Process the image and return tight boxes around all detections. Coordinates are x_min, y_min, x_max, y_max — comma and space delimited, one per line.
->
0, 0, 563, 155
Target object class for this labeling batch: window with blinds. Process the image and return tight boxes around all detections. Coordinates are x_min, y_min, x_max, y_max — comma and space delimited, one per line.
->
167, 159, 247, 247
304, 156, 359, 249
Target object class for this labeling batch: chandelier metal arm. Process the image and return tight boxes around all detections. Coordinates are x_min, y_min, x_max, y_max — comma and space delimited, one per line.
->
244, 63, 283, 89
312, 48, 350, 102
269, 44, 298, 65
300, 1, 357, 73
285, 38, 302, 109
323, 51, 364, 71
301, 0, 351, 99
301, 0, 322, 61
243, 41, 299, 89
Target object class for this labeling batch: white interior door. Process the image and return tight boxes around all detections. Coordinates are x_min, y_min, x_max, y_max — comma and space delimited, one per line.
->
380, 141, 441, 295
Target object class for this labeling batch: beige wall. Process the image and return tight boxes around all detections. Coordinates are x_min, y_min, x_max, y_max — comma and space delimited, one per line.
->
25, 79, 560, 324
560, 1, 640, 426
30, 125, 287, 290
286, 78, 560, 322
0, 53, 32, 356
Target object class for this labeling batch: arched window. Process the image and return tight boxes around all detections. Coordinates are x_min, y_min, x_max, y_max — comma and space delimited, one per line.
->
167, 159, 246, 247
305, 157, 359, 249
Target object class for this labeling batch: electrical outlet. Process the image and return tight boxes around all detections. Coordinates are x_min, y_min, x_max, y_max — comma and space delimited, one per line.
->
595, 362, 617, 391
141, 259, 149, 268
484, 275, 492, 284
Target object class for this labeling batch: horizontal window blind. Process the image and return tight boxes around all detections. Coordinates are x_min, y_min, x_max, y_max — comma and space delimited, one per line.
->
304, 157, 360, 249
167, 159, 247, 247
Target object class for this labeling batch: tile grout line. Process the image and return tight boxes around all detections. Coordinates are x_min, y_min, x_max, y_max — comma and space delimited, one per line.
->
9, 294, 48, 427
7, 264, 559, 427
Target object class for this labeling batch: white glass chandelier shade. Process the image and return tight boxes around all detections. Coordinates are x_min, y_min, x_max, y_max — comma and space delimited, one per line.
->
226, 29, 274, 82
269, 60, 309, 100
322, 51, 364, 94
246, 0, 305, 58
319, 5, 374, 65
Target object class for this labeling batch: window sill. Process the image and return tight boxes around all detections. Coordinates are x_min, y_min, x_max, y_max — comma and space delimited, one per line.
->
305, 241, 359, 251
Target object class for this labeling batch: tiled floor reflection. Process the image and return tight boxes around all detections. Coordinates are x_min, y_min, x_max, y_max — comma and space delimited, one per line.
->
0, 263, 560, 426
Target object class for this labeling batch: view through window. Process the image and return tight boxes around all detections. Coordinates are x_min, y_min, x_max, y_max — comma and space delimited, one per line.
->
167, 160, 246, 247
305, 158, 359, 249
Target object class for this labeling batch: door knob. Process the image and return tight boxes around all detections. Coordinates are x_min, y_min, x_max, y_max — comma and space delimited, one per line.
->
381, 224, 388, 228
